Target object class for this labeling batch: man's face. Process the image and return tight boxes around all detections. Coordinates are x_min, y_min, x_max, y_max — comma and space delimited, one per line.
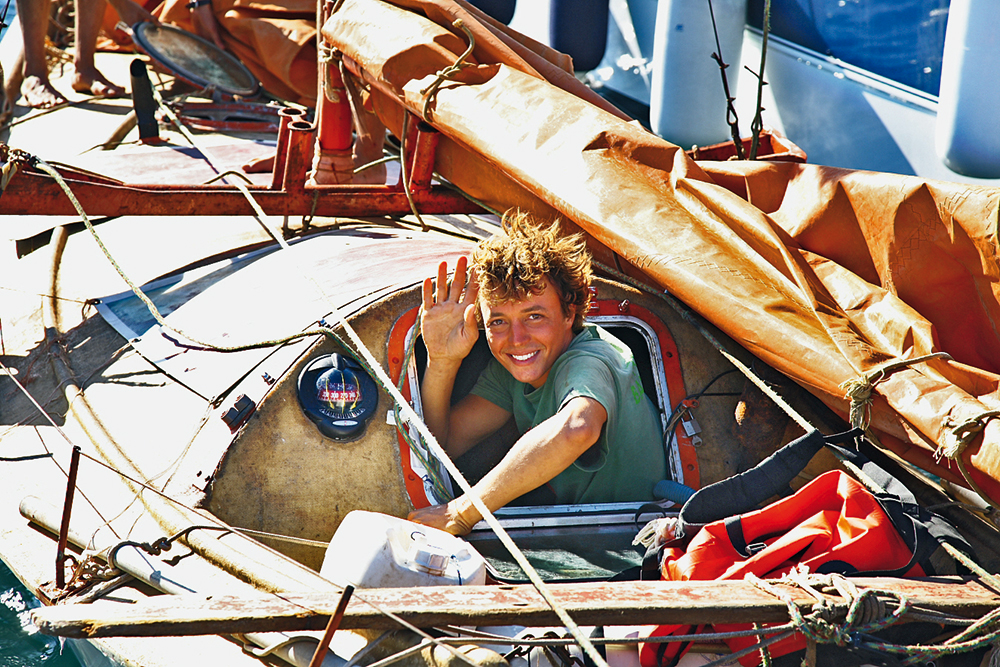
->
479, 278, 576, 389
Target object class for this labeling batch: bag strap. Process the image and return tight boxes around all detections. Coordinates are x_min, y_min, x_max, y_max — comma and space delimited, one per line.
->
820, 439, 971, 577
675, 429, 834, 539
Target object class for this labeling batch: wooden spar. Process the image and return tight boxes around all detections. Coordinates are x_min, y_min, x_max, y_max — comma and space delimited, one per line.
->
32, 578, 1000, 639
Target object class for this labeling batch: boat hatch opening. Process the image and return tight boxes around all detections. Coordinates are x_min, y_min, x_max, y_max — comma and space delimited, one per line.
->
387, 294, 695, 580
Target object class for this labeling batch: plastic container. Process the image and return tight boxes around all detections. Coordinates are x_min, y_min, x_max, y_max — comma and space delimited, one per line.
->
319, 510, 486, 588
649, 0, 747, 148
935, 0, 1000, 178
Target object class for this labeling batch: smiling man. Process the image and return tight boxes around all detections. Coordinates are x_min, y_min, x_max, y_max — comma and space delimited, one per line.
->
408, 212, 666, 535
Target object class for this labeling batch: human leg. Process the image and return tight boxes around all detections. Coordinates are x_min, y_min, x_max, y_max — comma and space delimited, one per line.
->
16, 0, 68, 107
72, 0, 125, 96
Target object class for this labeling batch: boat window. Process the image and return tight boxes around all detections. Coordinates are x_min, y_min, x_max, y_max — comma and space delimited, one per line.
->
390, 303, 687, 581
746, 0, 949, 95
407, 316, 673, 502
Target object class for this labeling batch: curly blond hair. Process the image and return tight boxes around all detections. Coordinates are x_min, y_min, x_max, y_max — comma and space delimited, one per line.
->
472, 211, 592, 331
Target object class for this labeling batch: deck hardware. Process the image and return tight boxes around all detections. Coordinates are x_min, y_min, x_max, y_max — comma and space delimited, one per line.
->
298, 354, 378, 441
307, 584, 354, 667
129, 59, 160, 144
56, 445, 82, 589
221, 394, 256, 432
618, 299, 630, 314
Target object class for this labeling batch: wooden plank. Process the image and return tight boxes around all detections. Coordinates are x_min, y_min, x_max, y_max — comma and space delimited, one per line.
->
32, 578, 1000, 639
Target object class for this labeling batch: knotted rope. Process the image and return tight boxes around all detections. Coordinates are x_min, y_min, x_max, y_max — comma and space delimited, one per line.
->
747, 566, 910, 657
941, 410, 1000, 461
937, 409, 1000, 513
419, 19, 476, 122
747, 564, 1000, 666
839, 352, 952, 430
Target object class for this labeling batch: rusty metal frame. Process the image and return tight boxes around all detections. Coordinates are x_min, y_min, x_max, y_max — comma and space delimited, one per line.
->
0, 117, 481, 217
0, 20, 483, 220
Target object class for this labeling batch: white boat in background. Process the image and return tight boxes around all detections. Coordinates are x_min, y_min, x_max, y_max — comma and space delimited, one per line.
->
505, 0, 1000, 185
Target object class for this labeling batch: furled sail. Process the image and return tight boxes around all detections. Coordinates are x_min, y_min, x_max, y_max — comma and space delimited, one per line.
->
325, 0, 1000, 499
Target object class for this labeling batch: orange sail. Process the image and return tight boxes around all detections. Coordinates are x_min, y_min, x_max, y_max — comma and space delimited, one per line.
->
325, 0, 1000, 500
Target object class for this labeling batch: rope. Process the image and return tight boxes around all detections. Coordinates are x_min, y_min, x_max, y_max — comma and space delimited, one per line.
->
419, 19, 476, 123
591, 260, 813, 434
392, 314, 453, 501
747, 566, 910, 664
154, 89, 292, 249
746, 564, 1000, 666
941, 410, 1000, 460
27, 153, 338, 357
24, 145, 605, 667
399, 112, 428, 232
838, 352, 952, 430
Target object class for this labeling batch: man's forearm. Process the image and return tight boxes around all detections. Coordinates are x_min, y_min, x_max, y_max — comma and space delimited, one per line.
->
463, 396, 607, 519
420, 358, 462, 452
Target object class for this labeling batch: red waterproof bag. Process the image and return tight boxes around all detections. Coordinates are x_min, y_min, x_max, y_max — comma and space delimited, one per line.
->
638, 430, 970, 667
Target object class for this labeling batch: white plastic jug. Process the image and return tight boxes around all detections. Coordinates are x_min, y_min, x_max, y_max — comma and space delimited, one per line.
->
319, 510, 486, 588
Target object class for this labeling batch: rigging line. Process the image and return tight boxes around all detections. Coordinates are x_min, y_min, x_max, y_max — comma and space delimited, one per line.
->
0, 356, 121, 538
0, 284, 89, 303
592, 259, 813, 434
153, 87, 292, 251
399, 112, 428, 231
439, 623, 801, 646
29, 157, 318, 353
27, 140, 600, 665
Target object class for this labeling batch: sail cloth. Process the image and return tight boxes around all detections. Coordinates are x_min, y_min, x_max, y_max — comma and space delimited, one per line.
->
158, 0, 318, 105
323, 0, 1000, 500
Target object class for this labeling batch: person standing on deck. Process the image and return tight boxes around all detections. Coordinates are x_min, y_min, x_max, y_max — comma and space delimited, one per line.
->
409, 211, 665, 536
11, 0, 155, 108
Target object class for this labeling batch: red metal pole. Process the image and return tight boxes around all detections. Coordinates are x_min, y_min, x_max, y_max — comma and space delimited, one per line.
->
310, 51, 355, 184
284, 120, 316, 195
307, 585, 354, 667
272, 107, 308, 190
408, 121, 441, 190
55, 446, 81, 589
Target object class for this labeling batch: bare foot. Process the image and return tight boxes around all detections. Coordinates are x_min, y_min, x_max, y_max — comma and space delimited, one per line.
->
242, 154, 275, 174
20, 74, 68, 109
72, 69, 127, 98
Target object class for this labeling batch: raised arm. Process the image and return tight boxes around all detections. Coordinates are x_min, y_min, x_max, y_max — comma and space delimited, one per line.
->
409, 395, 607, 535
419, 257, 507, 455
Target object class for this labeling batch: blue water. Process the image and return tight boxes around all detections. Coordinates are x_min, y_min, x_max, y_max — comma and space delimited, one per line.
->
0, 565, 82, 667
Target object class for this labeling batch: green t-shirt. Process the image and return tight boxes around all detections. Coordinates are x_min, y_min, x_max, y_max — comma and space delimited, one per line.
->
470, 324, 666, 504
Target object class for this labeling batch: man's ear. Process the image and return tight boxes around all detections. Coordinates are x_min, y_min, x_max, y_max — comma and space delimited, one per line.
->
564, 301, 577, 324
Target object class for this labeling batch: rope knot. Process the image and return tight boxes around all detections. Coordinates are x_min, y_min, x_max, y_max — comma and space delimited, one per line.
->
747, 566, 910, 653
840, 352, 952, 430
940, 410, 1000, 461
839, 377, 873, 429
419, 19, 477, 122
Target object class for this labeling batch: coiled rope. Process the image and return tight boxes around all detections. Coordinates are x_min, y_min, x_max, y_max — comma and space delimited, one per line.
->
745, 564, 1000, 667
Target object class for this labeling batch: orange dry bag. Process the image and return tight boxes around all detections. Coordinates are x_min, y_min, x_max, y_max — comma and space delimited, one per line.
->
639, 429, 972, 667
